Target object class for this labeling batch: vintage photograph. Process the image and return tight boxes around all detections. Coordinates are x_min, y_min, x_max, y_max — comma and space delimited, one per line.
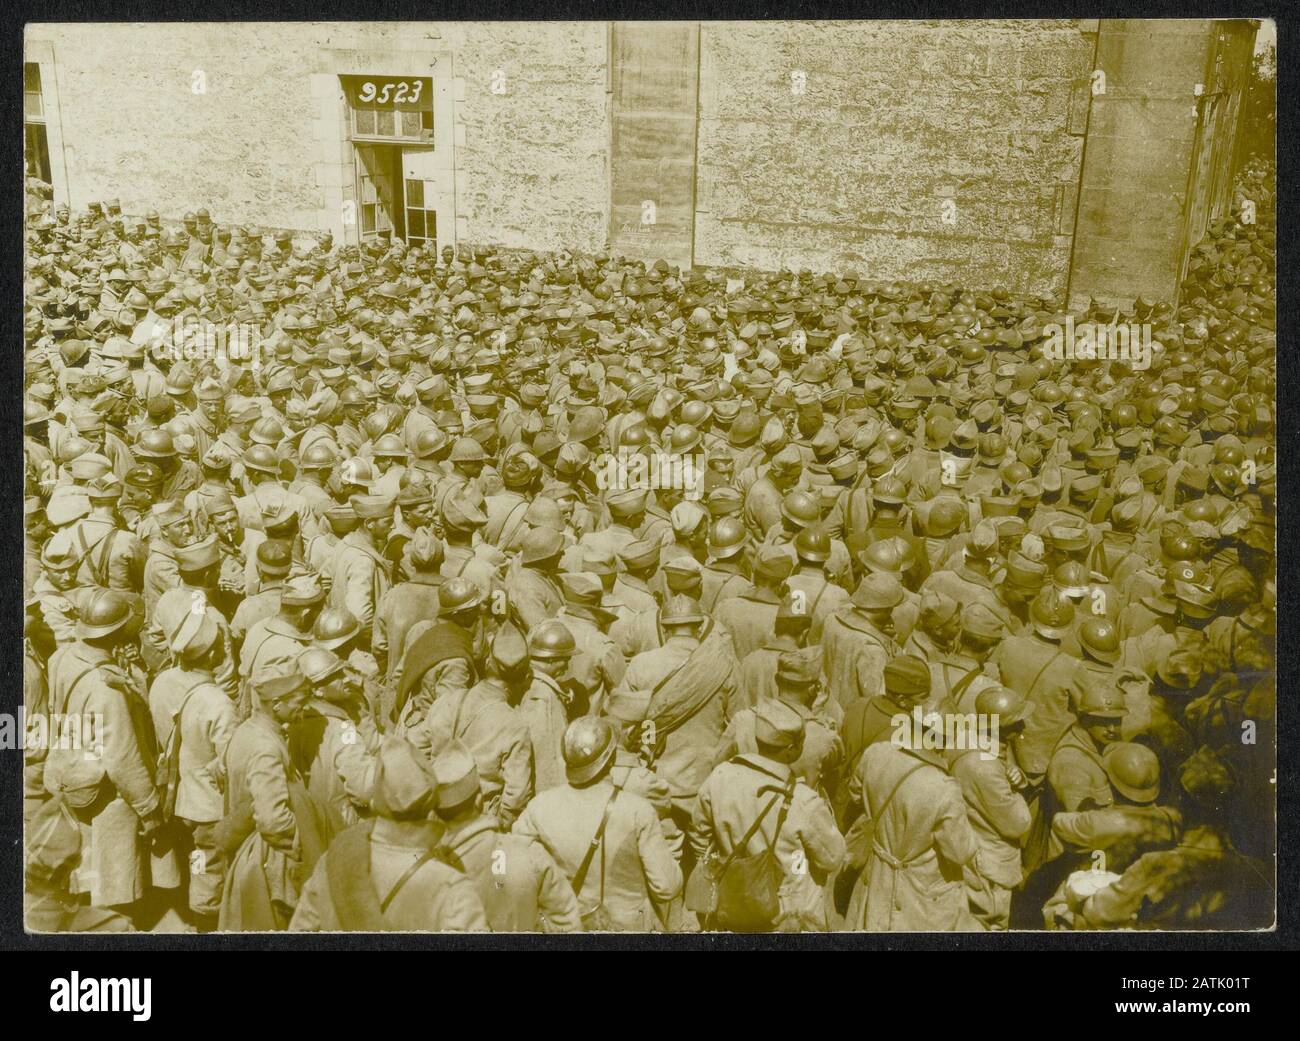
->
20, 18, 1276, 935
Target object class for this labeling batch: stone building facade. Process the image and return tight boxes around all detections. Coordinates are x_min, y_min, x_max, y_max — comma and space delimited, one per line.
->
25, 19, 1260, 305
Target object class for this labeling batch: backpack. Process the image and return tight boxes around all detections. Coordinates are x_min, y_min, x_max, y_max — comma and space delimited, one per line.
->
708, 769, 798, 932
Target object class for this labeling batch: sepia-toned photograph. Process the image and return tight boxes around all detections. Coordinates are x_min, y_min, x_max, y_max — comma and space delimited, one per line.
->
19, 17, 1276, 938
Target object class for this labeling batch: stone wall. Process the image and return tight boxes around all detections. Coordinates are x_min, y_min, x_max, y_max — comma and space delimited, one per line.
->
26, 21, 609, 251
693, 20, 1095, 297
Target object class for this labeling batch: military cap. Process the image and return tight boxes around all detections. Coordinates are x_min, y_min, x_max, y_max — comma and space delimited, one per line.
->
169, 609, 219, 660
432, 740, 480, 810
670, 500, 709, 537
151, 501, 188, 527
752, 698, 805, 751
967, 519, 1001, 558
41, 530, 81, 570
441, 491, 487, 531
175, 533, 221, 572
618, 538, 660, 571
557, 571, 605, 605
280, 567, 326, 606
46, 491, 92, 528
345, 493, 392, 521
776, 646, 822, 687
851, 572, 905, 610
253, 664, 309, 701
256, 538, 293, 577
660, 593, 705, 625
371, 736, 438, 820
961, 603, 1005, 642
487, 622, 529, 676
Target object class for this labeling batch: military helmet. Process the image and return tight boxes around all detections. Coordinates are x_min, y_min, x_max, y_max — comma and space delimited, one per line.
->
974, 684, 1025, 728
313, 608, 361, 650
528, 619, 576, 660
1078, 616, 1121, 664
439, 577, 484, 617
76, 589, 136, 641
243, 444, 280, 475
781, 489, 820, 528
794, 526, 831, 563
707, 516, 748, 560
562, 716, 617, 786
1103, 742, 1161, 803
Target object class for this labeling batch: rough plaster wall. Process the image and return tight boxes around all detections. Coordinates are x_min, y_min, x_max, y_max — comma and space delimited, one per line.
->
27, 21, 609, 250
694, 20, 1094, 297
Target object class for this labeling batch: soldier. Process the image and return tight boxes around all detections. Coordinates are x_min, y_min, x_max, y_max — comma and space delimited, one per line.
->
391, 576, 482, 737
325, 493, 394, 659
821, 572, 903, 711
239, 569, 326, 720
514, 717, 682, 931
291, 647, 379, 836
618, 595, 741, 829
219, 664, 331, 931
506, 526, 566, 631
781, 527, 850, 642
148, 608, 237, 930
849, 709, 983, 932
432, 741, 580, 932
409, 622, 533, 829
714, 544, 792, 660
717, 646, 843, 793
375, 528, 444, 687
691, 699, 845, 931
44, 590, 163, 928
948, 686, 1032, 931
289, 736, 489, 932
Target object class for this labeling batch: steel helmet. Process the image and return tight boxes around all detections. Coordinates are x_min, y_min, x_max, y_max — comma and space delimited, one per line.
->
707, 516, 748, 560
794, 526, 831, 563
974, 684, 1025, 728
298, 646, 346, 685
528, 619, 576, 660
781, 489, 821, 528
1030, 588, 1075, 639
242, 444, 280, 475
373, 433, 407, 459
300, 442, 337, 470
313, 608, 361, 650
439, 577, 484, 617
1078, 616, 1121, 664
76, 589, 136, 641
1103, 742, 1161, 803
250, 418, 285, 446
562, 716, 617, 786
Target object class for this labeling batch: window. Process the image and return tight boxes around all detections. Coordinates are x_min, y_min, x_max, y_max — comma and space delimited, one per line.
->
404, 178, 437, 248
342, 76, 433, 144
24, 63, 50, 183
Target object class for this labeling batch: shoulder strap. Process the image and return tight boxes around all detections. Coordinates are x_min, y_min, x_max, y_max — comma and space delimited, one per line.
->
572, 784, 621, 896
1024, 647, 1066, 699
865, 760, 928, 824
496, 499, 530, 549
379, 847, 441, 913
948, 663, 985, 706
716, 773, 797, 877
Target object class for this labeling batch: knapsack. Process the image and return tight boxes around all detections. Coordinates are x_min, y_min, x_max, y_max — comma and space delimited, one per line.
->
709, 768, 798, 932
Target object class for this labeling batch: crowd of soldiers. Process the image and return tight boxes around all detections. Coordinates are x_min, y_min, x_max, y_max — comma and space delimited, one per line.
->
21, 162, 1276, 933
